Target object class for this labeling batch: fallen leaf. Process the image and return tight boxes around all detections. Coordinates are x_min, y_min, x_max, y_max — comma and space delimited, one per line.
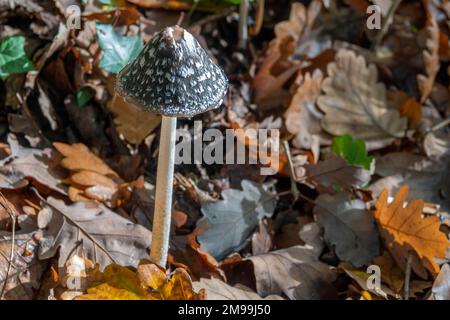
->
193, 278, 283, 300
374, 185, 450, 278
331, 134, 373, 170
302, 153, 372, 192
53, 142, 129, 207
314, 192, 380, 267
246, 243, 337, 299
37, 197, 151, 269
53, 142, 118, 177
108, 93, 161, 144
0, 36, 35, 79
317, 49, 407, 150
285, 70, 328, 158
417, 0, 440, 104
77, 263, 204, 300
399, 97, 422, 129
369, 152, 450, 212
372, 251, 404, 295
251, 219, 274, 255
429, 264, 450, 300
96, 23, 143, 73
196, 180, 276, 260
0, 134, 65, 192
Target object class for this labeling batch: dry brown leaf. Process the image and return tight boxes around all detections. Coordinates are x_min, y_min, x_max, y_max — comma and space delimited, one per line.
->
399, 97, 422, 129
54, 143, 118, 178
285, 70, 327, 159
302, 153, 372, 192
317, 49, 407, 150
417, 0, 440, 104
375, 185, 450, 279
274, 0, 322, 43
53, 142, 129, 207
252, 1, 322, 110
108, 94, 161, 145
372, 252, 404, 294
252, 38, 299, 110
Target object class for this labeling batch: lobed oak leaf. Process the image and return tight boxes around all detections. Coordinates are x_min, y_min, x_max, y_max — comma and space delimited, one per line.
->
53, 142, 130, 207
374, 185, 450, 278
314, 192, 380, 267
317, 49, 407, 150
53, 142, 118, 177
252, 0, 322, 110
285, 70, 328, 159
417, 0, 440, 104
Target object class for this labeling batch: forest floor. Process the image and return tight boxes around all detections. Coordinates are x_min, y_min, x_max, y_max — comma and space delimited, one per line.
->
0, 0, 450, 300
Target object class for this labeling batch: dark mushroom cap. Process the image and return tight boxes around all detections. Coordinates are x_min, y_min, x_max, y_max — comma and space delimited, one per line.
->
115, 25, 228, 117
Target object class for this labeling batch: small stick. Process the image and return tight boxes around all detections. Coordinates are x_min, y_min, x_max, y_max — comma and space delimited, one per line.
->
238, 0, 249, 49
372, 0, 403, 50
283, 141, 300, 197
404, 250, 413, 300
0, 192, 16, 299
430, 117, 450, 133
150, 116, 177, 267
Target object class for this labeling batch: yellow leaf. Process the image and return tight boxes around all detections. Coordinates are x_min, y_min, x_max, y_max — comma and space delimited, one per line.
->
76, 263, 205, 300
137, 263, 167, 290
76, 283, 151, 300
375, 185, 450, 278
160, 268, 204, 300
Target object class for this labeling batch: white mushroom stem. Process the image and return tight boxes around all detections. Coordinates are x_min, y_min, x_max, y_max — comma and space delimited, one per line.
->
150, 115, 177, 267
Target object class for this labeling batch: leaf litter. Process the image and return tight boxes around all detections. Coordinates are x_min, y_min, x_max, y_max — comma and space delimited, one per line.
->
0, 0, 450, 301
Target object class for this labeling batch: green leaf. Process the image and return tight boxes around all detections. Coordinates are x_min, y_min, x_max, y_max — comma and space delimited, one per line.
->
76, 87, 94, 107
0, 36, 36, 80
332, 135, 373, 170
96, 23, 143, 74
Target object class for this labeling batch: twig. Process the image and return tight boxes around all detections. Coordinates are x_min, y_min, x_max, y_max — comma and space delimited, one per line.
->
176, 12, 185, 26
404, 250, 413, 300
238, 0, 249, 49
430, 117, 450, 133
189, 9, 232, 31
0, 192, 16, 299
283, 141, 300, 197
372, 0, 403, 50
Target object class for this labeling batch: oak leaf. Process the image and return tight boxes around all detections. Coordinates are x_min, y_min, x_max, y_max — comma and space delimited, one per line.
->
374, 185, 450, 278
317, 49, 407, 150
302, 153, 371, 192
252, 0, 322, 110
285, 70, 328, 159
53, 142, 129, 207
314, 192, 380, 267
417, 0, 440, 104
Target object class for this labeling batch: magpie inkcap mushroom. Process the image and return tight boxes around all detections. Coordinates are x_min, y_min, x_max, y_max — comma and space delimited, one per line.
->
116, 25, 228, 117
115, 26, 228, 267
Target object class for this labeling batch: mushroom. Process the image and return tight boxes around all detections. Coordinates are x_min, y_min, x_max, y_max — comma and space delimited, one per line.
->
115, 25, 228, 267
